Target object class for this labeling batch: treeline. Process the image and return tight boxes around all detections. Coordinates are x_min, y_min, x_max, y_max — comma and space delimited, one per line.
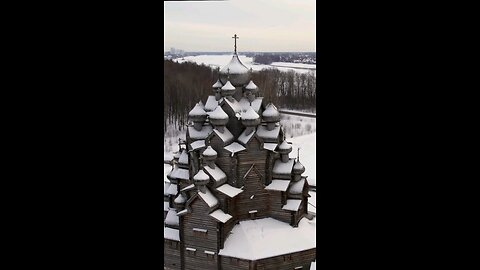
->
253, 52, 316, 65
164, 60, 316, 132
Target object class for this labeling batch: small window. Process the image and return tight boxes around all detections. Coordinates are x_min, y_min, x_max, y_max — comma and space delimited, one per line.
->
204, 250, 215, 259
186, 247, 196, 255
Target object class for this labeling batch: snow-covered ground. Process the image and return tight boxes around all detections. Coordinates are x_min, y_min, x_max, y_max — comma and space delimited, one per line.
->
288, 132, 316, 187
174, 54, 316, 76
280, 114, 316, 139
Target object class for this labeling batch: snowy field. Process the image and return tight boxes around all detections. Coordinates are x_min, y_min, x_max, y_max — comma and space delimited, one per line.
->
174, 54, 316, 76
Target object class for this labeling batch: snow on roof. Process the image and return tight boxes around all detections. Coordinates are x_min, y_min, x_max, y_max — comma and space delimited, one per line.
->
263, 143, 278, 152
224, 142, 246, 155
278, 140, 292, 150
221, 80, 236, 91
223, 97, 242, 113
202, 146, 217, 157
263, 103, 280, 117
218, 217, 316, 260
209, 209, 233, 223
289, 179, 305, 195
265, 180, 291, 192
212, 79, 223, 88
239, 97, 263, 113
272, 159, 295, 175
190, 140, 206, 151
178, 150, 189, 165
174, 193, 186, 204
164, 201, 170, 211
188, 125, 213, 140
204, 96, 218, 112
181, 184, 195, 192
177, 209, 188, 216
209, 106, 229, 119
256, 125, 280, 140
237, 128, 255, 145
242, 106, 259, 120
170, 166, 190, 180
189, 103, 207, 117
213, 128, 234, 144
245, 80, 257, 90
216, 183, 243, 198
198, 188, 219, 208
165, 209, 179, 226
220, 55, 249, 74
167, 183, 178, 195
282, 199, 302, 211
193, 169, 210, 182
293, 160, 305, 171
204, 165, 226, 182
164, 227, 180, 241
164, 182, 171, 195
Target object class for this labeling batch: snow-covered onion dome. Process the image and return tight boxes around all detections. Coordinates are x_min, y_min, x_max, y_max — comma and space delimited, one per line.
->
219, 54, 250, 87
242, 106, 260, 135
288, 179, 304, 196
173, 193, 186, 210
209, 106, 229, 132
220, 80, 237, 98
212, 79, 223, 100
292, 160, 305, 181
244, 80, 259, 102
189, 103, 207, 131
193, 169, 210, 192
178, 150, 189, 166
212, 79, 223, 90
277, 140, 292, 162
262, 103, 280, 130
202, 146, 217, 168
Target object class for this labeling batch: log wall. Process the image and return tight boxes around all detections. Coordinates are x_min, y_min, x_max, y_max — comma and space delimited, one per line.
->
164, 239, 181, 270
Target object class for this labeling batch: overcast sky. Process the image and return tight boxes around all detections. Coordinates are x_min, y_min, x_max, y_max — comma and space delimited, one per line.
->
164, 0, 316, 52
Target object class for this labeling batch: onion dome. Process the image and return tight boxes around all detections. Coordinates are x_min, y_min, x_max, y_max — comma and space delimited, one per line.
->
193, 169, 210, 186
220, 80, 237, 97
202, 146, 217, 162
188, 103, 207, 123
208, 106, 229, 126
292, 160, 305, 175
277, 140, 292, 155
212, 79, 223, 89
178, 150, 189, 165
241, 106, 260, 127
262, 103, 280, 123
173, 193, 186, 209
245, 80, 258, 94
219, 54, 250, 87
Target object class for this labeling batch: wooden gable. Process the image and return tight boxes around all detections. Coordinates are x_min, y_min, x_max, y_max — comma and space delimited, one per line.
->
234, 164, 270, 221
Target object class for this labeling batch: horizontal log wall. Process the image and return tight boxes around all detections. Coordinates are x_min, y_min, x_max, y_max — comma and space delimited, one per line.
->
234, 168, 270, 220
255, 248, 316, 270
267, 191, 292, 224
219, 256, 251, 270
164, 239, 181, 270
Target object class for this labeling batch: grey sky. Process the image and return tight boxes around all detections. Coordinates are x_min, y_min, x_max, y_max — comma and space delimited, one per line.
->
164, 0, 316, 52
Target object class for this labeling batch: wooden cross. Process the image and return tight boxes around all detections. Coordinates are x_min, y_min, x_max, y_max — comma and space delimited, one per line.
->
232, 34, 239, 54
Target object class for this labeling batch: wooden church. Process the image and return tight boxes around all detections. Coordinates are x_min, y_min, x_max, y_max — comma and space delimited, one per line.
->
164, 35, 316, 270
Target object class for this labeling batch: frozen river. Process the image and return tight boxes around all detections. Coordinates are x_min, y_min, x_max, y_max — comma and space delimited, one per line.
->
173, 54, 316, 76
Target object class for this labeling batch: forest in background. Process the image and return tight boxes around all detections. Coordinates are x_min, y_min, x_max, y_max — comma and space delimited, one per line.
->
164, 59, 316, 133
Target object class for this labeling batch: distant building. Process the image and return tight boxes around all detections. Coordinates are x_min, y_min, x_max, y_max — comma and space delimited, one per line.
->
164, 35, 316, 270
